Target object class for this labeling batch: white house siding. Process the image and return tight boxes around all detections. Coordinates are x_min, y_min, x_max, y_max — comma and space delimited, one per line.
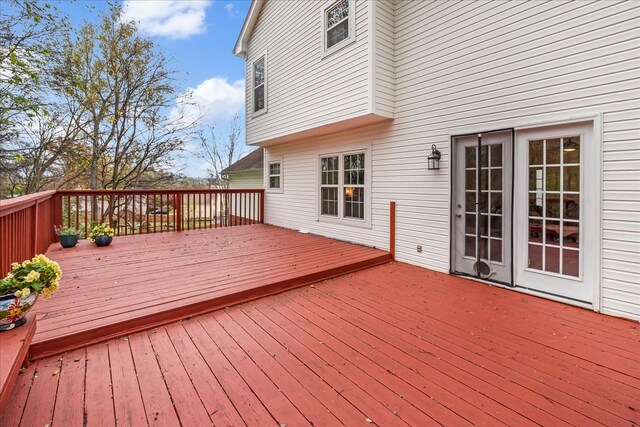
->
371, 0, 395, 118
228, 171, 264, 189
259, 0, 640, 320
246, 0, 371, 144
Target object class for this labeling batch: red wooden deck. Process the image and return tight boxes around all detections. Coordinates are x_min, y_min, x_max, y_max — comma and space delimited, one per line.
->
30, 224, 391, 359
2, 262, 638, 427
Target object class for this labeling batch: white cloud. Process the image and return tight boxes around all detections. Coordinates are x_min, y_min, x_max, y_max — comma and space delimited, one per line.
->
224, 3, 237, 16
172, 77, 245, 126
121, 0, 213, 39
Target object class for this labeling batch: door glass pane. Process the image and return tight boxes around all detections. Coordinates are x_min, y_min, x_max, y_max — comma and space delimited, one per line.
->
562, 221, 579, 247
465, 170, 476, 190
490, 239, 502, 263
490, 193, 502, 214
529, 244, 543, 270
546, 139, 561, 164
528, 219, 542, 243
480, 146, 488, 168
527, 137, 581, 277
529, 194, 543, 217
545, 246, 560, 274
563, 137, 580, 164
545, 194, 560, 218
563, 249, 579, 277
564, 195, 579, 220
479, 237, 488, 260
490, 216, 502, 238
479, 214, 488, 237
465, 236, 475, 257
465, 214, 475, 234
490, 144, 502, 167
465, 192, 475, 213
546, 220, 560, 246
563, 166, 580, 192
529, 140, 544, 165
546, 167, 560, 191
491, 169, 502, 190
465, 147, 476, 168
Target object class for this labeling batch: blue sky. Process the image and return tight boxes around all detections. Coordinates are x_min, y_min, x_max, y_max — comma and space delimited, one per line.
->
57, 0, 252, 177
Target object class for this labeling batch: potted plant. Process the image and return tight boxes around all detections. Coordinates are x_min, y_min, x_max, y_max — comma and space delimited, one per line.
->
89, 223, 115, 247
0, 254, 62, 331
55, 225, 81, 248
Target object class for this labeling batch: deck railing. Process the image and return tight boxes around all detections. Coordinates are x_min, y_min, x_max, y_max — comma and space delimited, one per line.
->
0, 191, 58, 277
0, 189, 264, 276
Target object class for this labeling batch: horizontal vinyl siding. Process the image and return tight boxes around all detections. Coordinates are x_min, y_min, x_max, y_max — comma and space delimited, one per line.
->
246, 0, 371, 144
228, 171, 264, 189
262, 0, 640, 319
372, 0, 395, 118
602, 107, 640, 320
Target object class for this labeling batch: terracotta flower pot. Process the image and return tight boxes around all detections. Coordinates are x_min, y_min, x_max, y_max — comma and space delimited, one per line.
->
0, 292, 38, 332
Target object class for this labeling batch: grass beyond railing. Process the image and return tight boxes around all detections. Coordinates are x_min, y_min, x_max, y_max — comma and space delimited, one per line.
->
0, 189, 264, 276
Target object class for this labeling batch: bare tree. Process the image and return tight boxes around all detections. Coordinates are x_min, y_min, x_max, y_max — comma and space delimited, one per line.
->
198, 113, 243, 186
51, 2, 196, 191
10, 106, 88, 194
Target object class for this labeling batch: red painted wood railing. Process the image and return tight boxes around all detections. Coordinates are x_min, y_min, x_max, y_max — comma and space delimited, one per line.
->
55, 189, 265, 239
0, 189, 265, 276
0, 191, 58, 277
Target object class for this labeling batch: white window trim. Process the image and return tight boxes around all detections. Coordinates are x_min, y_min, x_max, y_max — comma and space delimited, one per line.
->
267, 159, 283, 193
251, 50, 268, 118
321, 0, 356, 58
316, 146, 371, 228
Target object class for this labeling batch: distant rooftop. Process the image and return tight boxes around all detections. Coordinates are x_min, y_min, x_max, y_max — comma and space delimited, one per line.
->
221, 148, 264, 174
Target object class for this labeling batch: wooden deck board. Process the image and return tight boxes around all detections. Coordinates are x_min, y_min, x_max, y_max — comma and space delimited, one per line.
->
2, 262, 638, 426
31, 224, 390, 358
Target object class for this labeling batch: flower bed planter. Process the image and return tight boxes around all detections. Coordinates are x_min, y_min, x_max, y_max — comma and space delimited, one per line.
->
94, 235, 113, 247
59, 235, 79, 248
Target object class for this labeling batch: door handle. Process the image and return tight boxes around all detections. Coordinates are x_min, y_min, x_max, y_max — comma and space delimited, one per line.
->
456, 203, 462, 217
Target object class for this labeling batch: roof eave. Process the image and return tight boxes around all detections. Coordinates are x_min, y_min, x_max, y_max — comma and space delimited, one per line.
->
233, 0, 264, 59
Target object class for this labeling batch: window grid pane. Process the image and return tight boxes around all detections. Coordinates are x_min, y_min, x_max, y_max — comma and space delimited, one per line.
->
326, 0, 349, 49
527, 136, 581, 278
253, 57, 265, 112
269, 162, 280, 189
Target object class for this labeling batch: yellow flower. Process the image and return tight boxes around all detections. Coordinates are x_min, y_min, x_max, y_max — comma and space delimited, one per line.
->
6, 272, 13, 279
13, 290, 23, 298
25, 271, 40, 283
41, 288, 52, 299
49, 281, 59, 291
9, 308, 22, 316
21, 287, 30, 297
11, 262, 20, 270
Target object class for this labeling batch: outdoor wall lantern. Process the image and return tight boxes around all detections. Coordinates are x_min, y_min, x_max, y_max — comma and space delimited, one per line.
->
427, 144, 442, 170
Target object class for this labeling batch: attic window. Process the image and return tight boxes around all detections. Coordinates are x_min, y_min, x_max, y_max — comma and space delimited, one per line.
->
253, 53, 267, 114
323, 0, 355, 54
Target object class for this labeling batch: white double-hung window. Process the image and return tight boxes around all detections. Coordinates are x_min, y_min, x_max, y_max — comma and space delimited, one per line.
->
319, 150, 368, 224
252, 53, 267, 115
323, 0, 355, 54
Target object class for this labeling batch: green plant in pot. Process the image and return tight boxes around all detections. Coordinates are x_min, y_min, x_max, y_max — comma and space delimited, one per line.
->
55, 225, 81, 248
89, 223, 115, 247
0, 254, 62, 331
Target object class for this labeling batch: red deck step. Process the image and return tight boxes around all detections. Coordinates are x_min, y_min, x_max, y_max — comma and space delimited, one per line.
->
0, 314, 36, 414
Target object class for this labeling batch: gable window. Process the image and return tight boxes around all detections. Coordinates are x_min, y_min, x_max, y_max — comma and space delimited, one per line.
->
323, 0, 355, 54
253, 54, 266, 114
268, 161, 281, 190
318, 150, 368, 224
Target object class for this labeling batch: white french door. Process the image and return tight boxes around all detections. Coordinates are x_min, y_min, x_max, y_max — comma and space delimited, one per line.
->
453, 131, 513, 284
514, 121, 597, 303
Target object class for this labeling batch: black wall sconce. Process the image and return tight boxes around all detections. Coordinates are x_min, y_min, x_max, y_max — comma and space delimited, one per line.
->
427, 144, 441, 170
